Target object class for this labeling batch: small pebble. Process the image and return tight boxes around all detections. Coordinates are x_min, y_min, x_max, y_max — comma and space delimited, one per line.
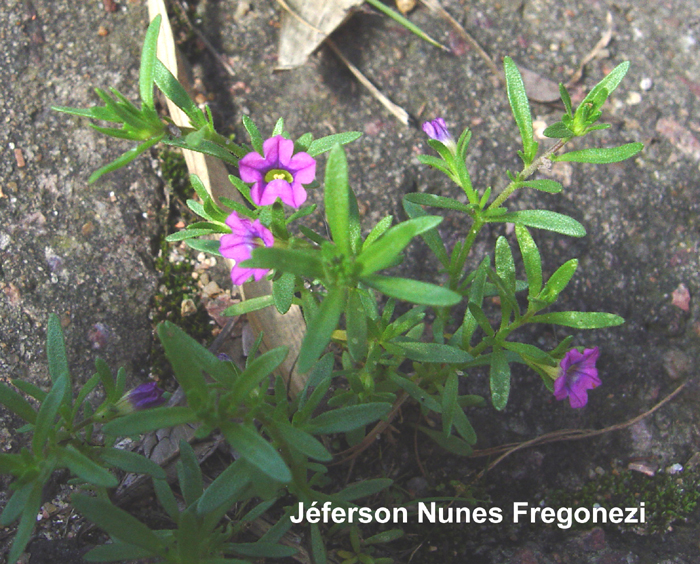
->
626, 91, 642, 105
665, 463, 683, 475
97, 26, 109, 37
640, 77, 653, 91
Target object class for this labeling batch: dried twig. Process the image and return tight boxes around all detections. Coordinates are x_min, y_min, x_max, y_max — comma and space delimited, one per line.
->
565, 11, 614, 88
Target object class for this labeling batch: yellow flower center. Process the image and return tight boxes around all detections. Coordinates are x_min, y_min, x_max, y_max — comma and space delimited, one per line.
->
264, 169, 293, 183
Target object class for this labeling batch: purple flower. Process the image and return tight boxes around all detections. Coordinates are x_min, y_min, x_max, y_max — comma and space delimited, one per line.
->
116, 382, 166, 414
422, 117, 452, 144
219, 211, 274, 285
238, 135, 316, 208
553, 347, 601, 408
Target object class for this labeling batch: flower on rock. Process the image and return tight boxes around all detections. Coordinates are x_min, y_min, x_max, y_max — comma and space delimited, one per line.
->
116, 382, 166, 414
238, 135, 316, 208
553, 347, 601, 409
219, 211, 274, 285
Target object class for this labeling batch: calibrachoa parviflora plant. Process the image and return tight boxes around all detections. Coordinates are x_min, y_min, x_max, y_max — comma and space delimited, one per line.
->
0, 15, 644, 564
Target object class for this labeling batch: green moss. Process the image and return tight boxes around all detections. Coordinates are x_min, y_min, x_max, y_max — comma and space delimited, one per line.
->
150, 148, 213, 378
548, 465, 700, 534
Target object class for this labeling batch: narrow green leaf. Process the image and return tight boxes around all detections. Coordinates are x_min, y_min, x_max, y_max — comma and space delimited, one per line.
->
515, 224, 543, 298
83, 541, 153, 562
157, 322, 210, 398
519, 179, 563, 193
552, 143, 643, 164
503, 57, 538, 164
307, 132, 362, 157
324, 144, 351, 255
417, 426, 472, 456
503, 342, 556, 365
231, 347, 288, 404
394, 341, 473, 363
72, 495, 166, 554
362, 215, 394, 250
298, 353, 334, 412
6, 483, 42, 564
495, 236, 516, 293
242, 115, 263, 155
490, 210, 586, 237
33, 374, 68, 453
245, 247, 324, 280
273, 272, 295, 314
403, 192, 472, 213
11, 379, 47, 403
531, 311, 625, 328
452, 407, 477, 444
139, 15, 161, 109
153, 478, 180, 522
362, 274, 461, 307
0, 382, 37, 424
542, 122, 574, 139
61, 445, 118, 488
185, 238, 222, 256
402, 198, 450, 268
47, 313, 70, 385
539, 258, 578, 304
228, 542, 297, 559
489, 349, 511, 411
102, 406, 197, 436
304, 403, 392, 434
365, 529, 404, 545
98, 448, 166, 479
220, 421, 292, 483
88, 135, 163, 183
298, 286, 347, 373
276, 422, 333, 462
346, 289, 368, 361
336, 478, 393, 501
441, 372, 458, 438
389, 373, 441, 412
365, 0, 448, 51
272, 117, 285, 136
579, 61, 630, 113
197, 460, 251, 515
154, 60, 206, 128
177, 440, 204, 507
166, 228, 217, 241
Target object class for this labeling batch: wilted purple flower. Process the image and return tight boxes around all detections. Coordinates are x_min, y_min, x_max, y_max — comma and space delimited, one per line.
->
219, 211, 274, 285
423, 117, 458, 155
553, 347, 601, 408
116, 382, 166, 414
238, 135, 316, 208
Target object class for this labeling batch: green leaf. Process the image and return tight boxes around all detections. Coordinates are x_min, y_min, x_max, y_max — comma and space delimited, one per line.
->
298, 353, 334, 412
276, 422, 333, 462
307, 132, 362, 157
166, 228, 217, 241
402, 199, 450, 268
197, 460, 251, 515
503, 342, 556, 365
304, 403, 392, 434
539, 258, 578, 304
346, 289, 368, 361
389, 373, 441, 412
362, 275, 461, 307
452, 407, 477, 444
33, 374, 68, 453
154, 60, 206, 129
489, 349, 510, 411
6, 483, 42, 564
153, 478, 180, 522
186, 238, 222, 257
417, 426, 472, 456
229, 542, 298, 559
72, 495, 166, 554
495, 236, 516, 293
157, 322, 211, 402
560, 83, 573, 116
47, 313, 70, 385
542, 122, 574, 139
98, 448, 166, 479
102, 406, 197, 436
60, 445, 118, 488
365, 529, 404, 545
336, 478, 393, 501
88, 135, 163, 183
220, 421, 292, 483
245, 247, 324, 280
515, 224, 542, 298
324, 144, 351, 255
139, 15, 161, 109
242, 115, 263, 155
231, 347, 288, 404
519, 179, 563, 193
441, 372, 458, 438
403, 192, 472, 213
0, 382, 37, 424
83, 541, 153, 562
357, 216, 442, 276
362, 215, 394, 250
11, 378, 47, 403
224, 294, 274, 316
531, 311, 625, 329
298, 286, 347, 374
394, 342, 473, 363
273, 272, 295, 314
490, 210, 586, 237
552, 142, 643, 164
177, 440, 204, 507
503, 57, 538, 165
579, 61, 630, 113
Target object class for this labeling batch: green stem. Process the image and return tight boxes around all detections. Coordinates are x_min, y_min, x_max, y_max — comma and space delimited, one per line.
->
487, 139, 567, 211
450, 216, 485, 288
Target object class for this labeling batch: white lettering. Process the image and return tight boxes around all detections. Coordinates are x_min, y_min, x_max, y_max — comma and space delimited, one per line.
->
513, 502, 529, 523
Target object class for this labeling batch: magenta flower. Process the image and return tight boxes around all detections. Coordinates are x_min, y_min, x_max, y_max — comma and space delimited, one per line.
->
553, 347, 601, 408
219, 211, 274, 285
238, 135, 316, 208
115, 382, 166, 414
422, 117, 452, 144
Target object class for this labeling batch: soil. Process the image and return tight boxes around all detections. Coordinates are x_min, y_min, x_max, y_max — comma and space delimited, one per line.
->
1, 0, 699, 562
